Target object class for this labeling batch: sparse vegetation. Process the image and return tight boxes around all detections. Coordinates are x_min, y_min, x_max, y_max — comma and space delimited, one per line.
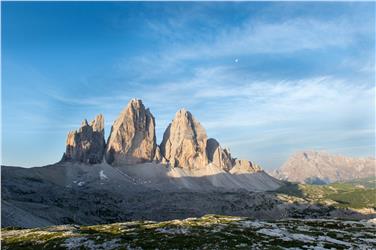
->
2, 215, 375, 249
275, 177, 376, 209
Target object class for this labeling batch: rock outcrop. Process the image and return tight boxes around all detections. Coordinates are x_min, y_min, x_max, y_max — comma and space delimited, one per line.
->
60, 98, 265, 173
159, 109, 263, 172
160, 109, 208, 169
62, 114, 105, 164
230, 159, 262, 174
206, 138, 234, 171
105, 99, 157, 165
273, 151, 376, 184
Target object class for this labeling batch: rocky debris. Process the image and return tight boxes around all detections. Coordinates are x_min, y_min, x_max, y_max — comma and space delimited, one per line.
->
273, 151, 376, 184
62, 114, 105, 164
160, 109, 208, 169
105, 99, 157, 165
206, 138, 234, 171
230, 159, 262, 174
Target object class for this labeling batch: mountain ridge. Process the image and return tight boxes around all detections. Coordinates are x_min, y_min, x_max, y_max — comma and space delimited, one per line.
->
272, 150, 376, 184
1, 98, 286, 228
61, 98, 264, 174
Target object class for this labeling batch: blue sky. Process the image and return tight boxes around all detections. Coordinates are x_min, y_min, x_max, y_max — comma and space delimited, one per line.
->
2, 2, 375, 170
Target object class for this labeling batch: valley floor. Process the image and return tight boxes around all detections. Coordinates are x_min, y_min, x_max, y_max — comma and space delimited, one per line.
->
2, 214, 375, 250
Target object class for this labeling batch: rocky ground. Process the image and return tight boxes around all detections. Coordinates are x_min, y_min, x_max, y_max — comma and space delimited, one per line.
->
3, 163, 375, 228
1, 162, 284, 228
2, 214, 376, 249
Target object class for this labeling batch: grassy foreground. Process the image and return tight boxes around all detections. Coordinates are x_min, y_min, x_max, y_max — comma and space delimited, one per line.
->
2, 214, 375, 249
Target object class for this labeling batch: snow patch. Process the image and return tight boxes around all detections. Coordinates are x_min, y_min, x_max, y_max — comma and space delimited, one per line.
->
100, 170, 109, 180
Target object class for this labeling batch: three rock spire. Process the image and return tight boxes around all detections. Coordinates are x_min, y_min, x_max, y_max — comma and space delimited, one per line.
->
62, 99, 261, 173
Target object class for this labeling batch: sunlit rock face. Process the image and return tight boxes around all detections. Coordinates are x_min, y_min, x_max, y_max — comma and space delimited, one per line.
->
160, 109, 209, 169
206, 138, 234, 171
273, 151, 376, 184
230, 159, 262, 174
63, 114, 105, 164
60, 98, 266, 174
160, 109, 263, 173
105, 99, 157, 165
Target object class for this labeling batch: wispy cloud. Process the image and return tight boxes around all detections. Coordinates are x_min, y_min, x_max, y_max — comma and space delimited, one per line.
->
44, 64, 374, 133
121, 15, 372, 79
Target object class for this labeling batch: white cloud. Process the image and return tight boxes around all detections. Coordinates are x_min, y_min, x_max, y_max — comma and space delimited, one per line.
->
45, 64, 374, 135
122, 16, 371, 79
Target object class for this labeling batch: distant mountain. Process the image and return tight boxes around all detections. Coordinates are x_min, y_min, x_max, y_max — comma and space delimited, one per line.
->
273, 151, 376, 184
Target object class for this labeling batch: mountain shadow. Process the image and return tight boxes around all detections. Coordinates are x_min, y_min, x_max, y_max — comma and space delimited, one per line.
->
2, 164, 374, 228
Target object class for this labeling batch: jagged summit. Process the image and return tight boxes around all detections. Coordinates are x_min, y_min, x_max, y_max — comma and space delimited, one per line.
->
206, 138, 233, 171
62, 114, 105, 164
81, 119, 89, 127
160, 108, 209, 169
61, 98, 263, 174
90, 113, 104, 132
2, 99, 285, 229
159, 107, 260, 173
105, 99, 157, 165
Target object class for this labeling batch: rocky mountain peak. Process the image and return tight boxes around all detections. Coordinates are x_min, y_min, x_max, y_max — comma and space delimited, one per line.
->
62, 114, 105, 164
90, 114, 104, 132
105, 99, 157, 165
128, 98, 145, 112
81, 119, 89, 127
160, 109, 208, 169
206, 138, 234, 171
59, 99, 264, 173
159, 109, 263, 172
273, 151, 376, 184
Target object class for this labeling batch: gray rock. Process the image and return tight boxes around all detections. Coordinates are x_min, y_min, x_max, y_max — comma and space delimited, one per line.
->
160, 109, 208, 169
62, 114, 105, 164
206, 138, 234, 171
105, 99, 157, 165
